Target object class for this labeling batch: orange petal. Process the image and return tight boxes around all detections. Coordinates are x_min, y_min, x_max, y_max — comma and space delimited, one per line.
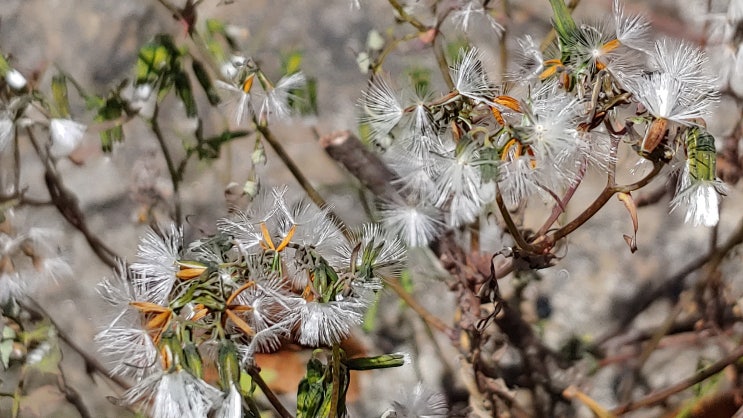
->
146, 310, 172, 331
130, 301, 169, 314
261, 222, 275, 250
494, 96, 522, 112
226, 281, 255, 305
176, 267, 206, 280
500, 138, 522, 161
275, 225, 296, 252
225, 309, 256, 336
242, 73, 255, 94
491, 107, 505, 126
539, 65, 559, 80
190, 308, 209, 322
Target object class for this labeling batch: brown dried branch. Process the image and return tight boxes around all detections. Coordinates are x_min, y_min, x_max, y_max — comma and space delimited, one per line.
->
26, 128, 119, 268
611, 343, 743, 415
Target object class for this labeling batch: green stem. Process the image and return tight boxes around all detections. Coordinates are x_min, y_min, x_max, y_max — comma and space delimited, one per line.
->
329, 344, 342, 418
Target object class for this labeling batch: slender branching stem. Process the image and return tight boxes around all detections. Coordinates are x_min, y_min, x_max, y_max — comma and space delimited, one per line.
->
495, 190, 534, 252
255, 122, 350, 239
550, 161, 663, 243
25, 128, 119, 268
383, 276, 456, 339
21, 298, 130, 391
536, 162, 587, 236
248, 367, 294, 418
329, 344, 342, 418
611, 343, 743, 414
387, 0, 428, 32
150, 105, 183, 224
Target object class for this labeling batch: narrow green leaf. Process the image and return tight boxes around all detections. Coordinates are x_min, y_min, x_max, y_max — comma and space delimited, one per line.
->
191, 59, 221, 105
281, 51, 303, 76
136, 42, 172, 86
193, 130, 250, 160
0, 339, 13, 369
174, 69, 197, 118
51, 74, 70, 118
345, 353, 406, 370
549, 0, 578, 49
94, 94, 126, 152
289, 77, 318, 116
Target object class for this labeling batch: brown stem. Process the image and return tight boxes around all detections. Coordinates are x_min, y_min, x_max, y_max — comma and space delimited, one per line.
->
495, 190, 533, 252
550, 161, 663, 243
611, 343, 743, 415
256, 124, 349, 239
384, 276, 456, 339
21, 299, 130, 391
387, 0, 428, 32
248, 367, 294, 418
26, 128, 119, 268
536, 162, 587, 236
151, 105, 183, 224
329, 344, 342, 418
433, 36, 455, 91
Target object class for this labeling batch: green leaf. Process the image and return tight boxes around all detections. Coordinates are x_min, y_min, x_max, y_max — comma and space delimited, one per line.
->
26, 340, 62, 375
345, 353, 406, 370
406, 67, 431, 96
218, 339, 240, 389
362, 292, 379, 332
191, 59, 221, 106
174, 69, 198, 118
51, 74, 70, 118
281, 50, 304, 76
94, 93, 126, 152
478, 145, 500, 183
191, 130, 250, 160
548, 0, 578, 51
239, 370, 254, 395
297, 351, 350, 418
297, 358, 328, 418
0, 339, 13, 369
136, 41, 173, 86
0, 51, 11, 74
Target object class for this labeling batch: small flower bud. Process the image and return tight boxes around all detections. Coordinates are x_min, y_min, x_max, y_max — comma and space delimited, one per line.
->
5, 69, 26, 90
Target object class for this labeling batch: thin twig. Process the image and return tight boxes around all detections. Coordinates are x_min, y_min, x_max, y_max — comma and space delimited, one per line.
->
21, 298, 130, 391
329, 344, 342, 418
257, 124, 350, 239
248, 367, 294, 418
150, 105, 183, 224
536, 162, 587, 236
57, 367, 93, 418
25, 127, 119, 268
383, 276, 456, 339
549, 161, 663, 243
495, 190, 534, 252
611, 343, 743, 415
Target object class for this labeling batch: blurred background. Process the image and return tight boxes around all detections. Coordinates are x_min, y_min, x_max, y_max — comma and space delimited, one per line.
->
1, 0, 742, 416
